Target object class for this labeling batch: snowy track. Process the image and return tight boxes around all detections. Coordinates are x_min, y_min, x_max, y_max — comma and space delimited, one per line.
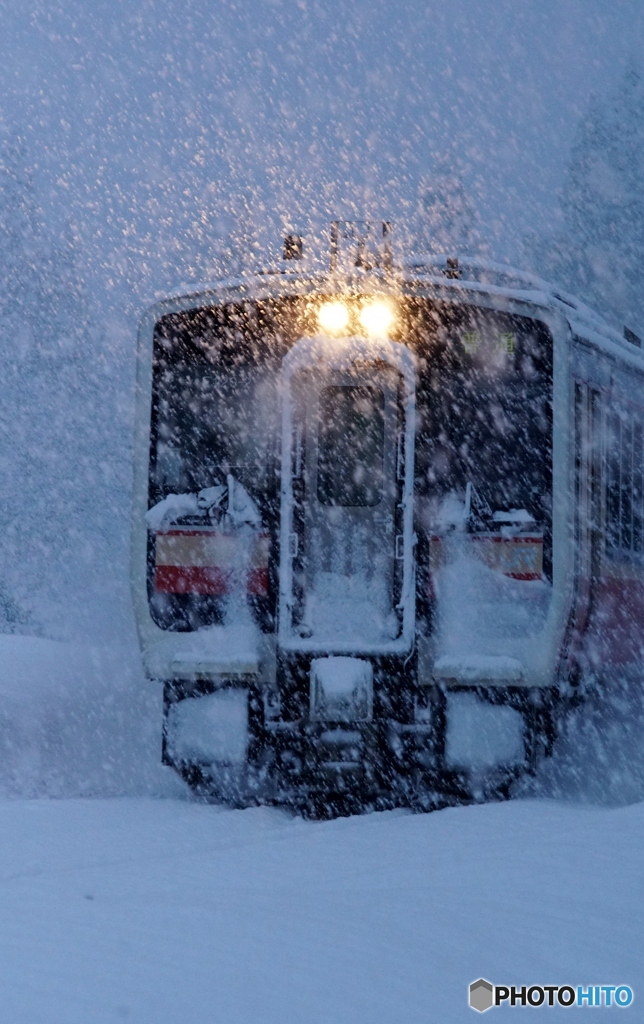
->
0, 797, 640, 1023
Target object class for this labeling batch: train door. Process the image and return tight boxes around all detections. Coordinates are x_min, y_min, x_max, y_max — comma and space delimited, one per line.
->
279, 335, 417, 654
301, 367, 400, 644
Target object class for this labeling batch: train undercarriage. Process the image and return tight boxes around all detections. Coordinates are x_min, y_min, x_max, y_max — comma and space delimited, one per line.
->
162, 668, 561, 815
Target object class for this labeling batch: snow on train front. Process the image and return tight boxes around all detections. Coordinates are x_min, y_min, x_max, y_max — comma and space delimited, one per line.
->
131, 223, 569, 814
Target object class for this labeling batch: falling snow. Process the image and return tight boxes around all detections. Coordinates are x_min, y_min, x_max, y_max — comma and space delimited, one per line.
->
0, 2, 643, 1020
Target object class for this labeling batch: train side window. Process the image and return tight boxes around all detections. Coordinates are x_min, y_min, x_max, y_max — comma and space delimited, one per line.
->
606, 409, 644, 561
606, 413, 621, 554
621, 418, 633, 551
634, 422, 643, 553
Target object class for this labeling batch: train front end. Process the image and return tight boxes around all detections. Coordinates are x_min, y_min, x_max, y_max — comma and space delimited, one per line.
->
132, 228, 567, 812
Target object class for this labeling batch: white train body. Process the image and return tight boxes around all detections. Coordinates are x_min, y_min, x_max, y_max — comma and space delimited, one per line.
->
131, 229, 644, 811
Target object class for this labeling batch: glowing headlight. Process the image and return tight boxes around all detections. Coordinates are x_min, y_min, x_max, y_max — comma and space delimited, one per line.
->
359, 300, 395, 337
318, 301, 349, 334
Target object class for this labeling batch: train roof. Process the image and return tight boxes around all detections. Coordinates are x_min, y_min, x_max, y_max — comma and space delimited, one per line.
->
406, 254, 635, 342
145, 251, 644, 370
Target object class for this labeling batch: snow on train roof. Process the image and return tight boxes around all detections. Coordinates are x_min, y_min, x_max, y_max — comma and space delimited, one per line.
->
404, 253, 637, 353
149, 251, 644, 368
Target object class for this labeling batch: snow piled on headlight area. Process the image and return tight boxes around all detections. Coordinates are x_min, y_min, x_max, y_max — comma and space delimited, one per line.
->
0, 635, 641, 1022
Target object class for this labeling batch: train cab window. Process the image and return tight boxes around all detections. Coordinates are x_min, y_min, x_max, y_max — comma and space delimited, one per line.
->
412, 307, 554, 643
147, 310, 285, 632
317, 386, 385, 507
153, 364, 279, 498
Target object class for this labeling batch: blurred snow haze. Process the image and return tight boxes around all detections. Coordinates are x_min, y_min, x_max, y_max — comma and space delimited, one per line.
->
0, 4, 642, 1018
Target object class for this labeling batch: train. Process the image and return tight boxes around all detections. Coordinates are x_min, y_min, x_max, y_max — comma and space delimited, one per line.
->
131, 221, 644, 815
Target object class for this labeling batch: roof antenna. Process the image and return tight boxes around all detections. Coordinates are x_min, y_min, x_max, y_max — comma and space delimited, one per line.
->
283, 234, 303, 260
444, 257, 461, 279
624, 326, 641, 348
329, 220, 393, 273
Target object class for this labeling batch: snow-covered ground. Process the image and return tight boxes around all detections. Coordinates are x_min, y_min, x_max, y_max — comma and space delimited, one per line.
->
0, 797, 640, 1023
0, 637, 640, 1023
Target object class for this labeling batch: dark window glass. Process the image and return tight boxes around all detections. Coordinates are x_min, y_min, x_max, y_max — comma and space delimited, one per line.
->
621, 418, 633, 550
606, 414, 621, 554
606, 411, 644, 561
154, 365, 278, 496
413, 309, 554, 579
634, 423, 643, 554
317, 386, 385, 507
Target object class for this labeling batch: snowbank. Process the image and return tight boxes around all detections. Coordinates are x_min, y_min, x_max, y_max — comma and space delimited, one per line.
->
0, 635, 177, 798
0, 797, 640, 1023
523, 675, 644, 807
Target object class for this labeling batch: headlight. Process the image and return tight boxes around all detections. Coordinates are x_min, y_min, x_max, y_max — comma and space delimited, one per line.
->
359, 299, 395, 337
318, 300, 349, 335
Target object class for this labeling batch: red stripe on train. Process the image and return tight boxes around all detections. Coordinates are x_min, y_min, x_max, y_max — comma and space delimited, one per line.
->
429, 534, 543, 544
154, 566, 268, 596
502, 572, 542, 581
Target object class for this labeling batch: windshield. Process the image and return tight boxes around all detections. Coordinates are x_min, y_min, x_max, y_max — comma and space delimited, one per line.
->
146, 298, 553, 643
146, 306, 289, 632
317, 386, 385, 507
153, 363, 279, 499
412, 306, 553, 647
